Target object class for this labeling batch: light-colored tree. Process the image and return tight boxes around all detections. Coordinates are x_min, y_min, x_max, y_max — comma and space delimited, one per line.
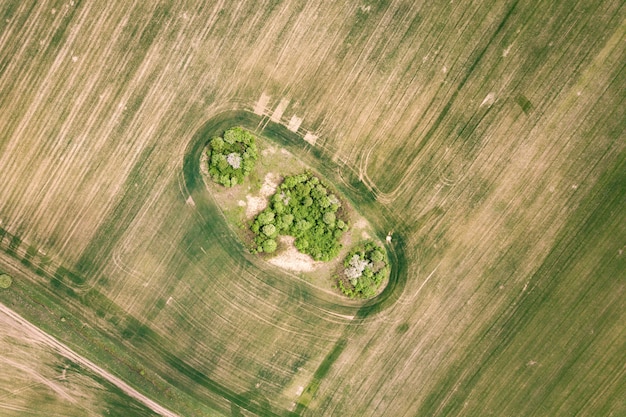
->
226, 152, 242, 169
344, 254, 371, 280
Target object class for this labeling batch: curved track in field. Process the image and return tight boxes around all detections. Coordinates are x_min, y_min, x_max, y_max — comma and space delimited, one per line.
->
181, 110, 409, 319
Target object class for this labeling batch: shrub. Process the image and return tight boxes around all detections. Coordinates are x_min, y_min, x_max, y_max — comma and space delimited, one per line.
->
322, 212, 336, 225
370, 249, 384, 263
257, 209, 275, 225
250, 171, 348, 261
0, 273, 12, 289
262, 239, 277, 253
206, 127, 257, 187
262, 224, 276, 237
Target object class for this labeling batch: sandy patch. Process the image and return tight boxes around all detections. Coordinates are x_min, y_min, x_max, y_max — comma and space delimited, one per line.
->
245, 172, 280, 218
262, 146, 277, 156
268, 236, 323, 272
271, 98, 289, 122
254, 92, 270, 116
246, 196, 266, 217
260, 172, 280, 197
288, 115, 302, 132
353, 218, 368, 230
480, 92, 495, 107
352, 217, 371, 238
303, 132, 317, 146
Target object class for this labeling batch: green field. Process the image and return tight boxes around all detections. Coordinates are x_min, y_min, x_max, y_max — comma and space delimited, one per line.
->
0, 1, 624, 416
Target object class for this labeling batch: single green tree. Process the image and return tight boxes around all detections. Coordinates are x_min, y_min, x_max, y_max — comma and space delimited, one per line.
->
262, 239, 277, 253
322, 212, 336, 225
262, 224, 276, 237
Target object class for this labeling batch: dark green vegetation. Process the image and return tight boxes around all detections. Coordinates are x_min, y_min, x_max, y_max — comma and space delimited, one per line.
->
338, 242, 389, 298
0, 273, 12, 289
206, 127, 258, 187
294, 338, 347, 413
250, 172, 348, 260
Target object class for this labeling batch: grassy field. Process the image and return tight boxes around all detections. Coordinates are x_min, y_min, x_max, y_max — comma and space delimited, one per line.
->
0, 0, 624, 416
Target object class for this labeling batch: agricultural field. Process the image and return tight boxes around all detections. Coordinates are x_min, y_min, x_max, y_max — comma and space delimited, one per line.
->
0, 304, 160, 417
0, 0, 624, 416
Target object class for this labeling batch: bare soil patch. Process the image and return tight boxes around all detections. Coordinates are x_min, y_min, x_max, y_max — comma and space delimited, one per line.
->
268, 236, 323, 272
271, 98, 290, 122
245, 172, 280, 218
254, 92, 271, 116
288, 115, 303, 132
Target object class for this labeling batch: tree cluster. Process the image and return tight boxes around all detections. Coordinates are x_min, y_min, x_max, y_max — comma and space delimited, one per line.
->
206, 127, 258, 187
338, 241, 388, 298
250, 172, 348, 260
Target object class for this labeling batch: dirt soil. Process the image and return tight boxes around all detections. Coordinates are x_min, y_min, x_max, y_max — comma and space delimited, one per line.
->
268, 236, 323, 272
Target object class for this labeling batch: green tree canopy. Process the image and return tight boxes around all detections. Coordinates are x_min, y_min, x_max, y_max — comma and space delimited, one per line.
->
250, 172, 348, 261
206, 127, 257, 187
262, 239, 277, 253
338, 241, 389, 299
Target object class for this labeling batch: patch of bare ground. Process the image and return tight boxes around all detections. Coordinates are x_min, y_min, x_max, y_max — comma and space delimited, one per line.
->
253, 92, 270, 116
268, 236, 323, 272
353, 217, 371, 239
245, 172, 280, 218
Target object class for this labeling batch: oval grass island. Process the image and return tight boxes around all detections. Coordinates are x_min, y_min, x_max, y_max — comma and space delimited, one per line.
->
183, 110, 408, 313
